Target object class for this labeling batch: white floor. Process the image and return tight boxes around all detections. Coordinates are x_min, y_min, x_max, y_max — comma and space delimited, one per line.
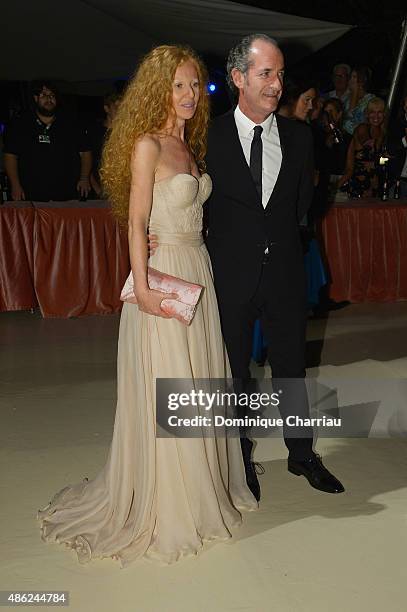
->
1, 305, 406, 612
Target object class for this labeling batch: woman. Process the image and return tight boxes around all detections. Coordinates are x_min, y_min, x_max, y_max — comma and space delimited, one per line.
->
278, 75, 319, 193
313, 97, 352, 207
37, 45, 257, 567
339, 96, 387, 198
278, 75, 317, 122
342, 66, 374, 135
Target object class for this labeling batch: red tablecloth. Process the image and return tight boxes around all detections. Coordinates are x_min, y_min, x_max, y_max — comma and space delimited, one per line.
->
0, 201, 130, 317
320, 199, 407, 302
3, 198, 407, 316
0, 203, 36, 311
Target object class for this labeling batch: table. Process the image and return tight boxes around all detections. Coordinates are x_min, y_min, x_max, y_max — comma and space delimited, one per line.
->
3, 198, 407, 317
320, 199, 407, 302
0, 201, 130, 317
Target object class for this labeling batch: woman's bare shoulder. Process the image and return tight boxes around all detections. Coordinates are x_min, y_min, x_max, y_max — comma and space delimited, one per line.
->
131, 134, 162, 172
133, 133, 161, 155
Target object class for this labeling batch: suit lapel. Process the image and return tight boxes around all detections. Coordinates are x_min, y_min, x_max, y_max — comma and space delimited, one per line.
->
264, 113, 289, 211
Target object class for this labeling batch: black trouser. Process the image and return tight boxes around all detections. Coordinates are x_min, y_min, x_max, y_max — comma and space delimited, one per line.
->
217, 261, 314, 461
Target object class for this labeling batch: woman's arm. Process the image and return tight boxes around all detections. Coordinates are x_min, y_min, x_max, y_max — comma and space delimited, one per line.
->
128, 136, 176, 318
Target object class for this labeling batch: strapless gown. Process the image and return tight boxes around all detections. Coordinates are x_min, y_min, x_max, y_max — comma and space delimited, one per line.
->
37, 173, 257, 567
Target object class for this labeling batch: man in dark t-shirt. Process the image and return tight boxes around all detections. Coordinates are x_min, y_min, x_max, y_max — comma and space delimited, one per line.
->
4, 81, 92, 201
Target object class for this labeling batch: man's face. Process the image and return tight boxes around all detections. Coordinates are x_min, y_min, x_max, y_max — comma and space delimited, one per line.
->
232, 40, 284, 122
34, 87, 57, 117
333, 67, 349, 92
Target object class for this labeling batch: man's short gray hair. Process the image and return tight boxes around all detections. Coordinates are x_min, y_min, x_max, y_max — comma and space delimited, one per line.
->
332, 63, 351, 77
226, 33, 279, 95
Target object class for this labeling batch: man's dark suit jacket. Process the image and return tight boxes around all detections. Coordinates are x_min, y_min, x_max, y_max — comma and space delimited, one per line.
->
204, 110, 314, 308
387, 116, 407, 181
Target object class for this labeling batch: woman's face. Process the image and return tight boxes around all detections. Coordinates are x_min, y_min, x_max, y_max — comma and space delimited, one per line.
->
367, 104, 385, 128
294, 88, 316, 121
324, 103, 342, 125
172, 59, 200, 122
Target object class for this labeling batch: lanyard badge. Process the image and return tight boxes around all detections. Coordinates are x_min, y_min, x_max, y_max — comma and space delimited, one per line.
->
37, 117, 52, 144
39, 133, 51, 144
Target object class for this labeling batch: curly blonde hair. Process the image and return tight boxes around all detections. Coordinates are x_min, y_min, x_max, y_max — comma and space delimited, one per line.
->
100, 45, 209, 222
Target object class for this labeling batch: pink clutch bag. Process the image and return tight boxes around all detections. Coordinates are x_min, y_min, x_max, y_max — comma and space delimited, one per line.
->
120, 267, 203, 326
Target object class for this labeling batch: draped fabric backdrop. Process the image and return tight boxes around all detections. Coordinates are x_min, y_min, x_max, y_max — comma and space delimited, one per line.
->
1, 0, 352, 89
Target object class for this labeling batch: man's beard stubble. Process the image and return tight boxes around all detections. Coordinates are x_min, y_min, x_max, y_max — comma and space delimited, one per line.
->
35, 102, 56, 118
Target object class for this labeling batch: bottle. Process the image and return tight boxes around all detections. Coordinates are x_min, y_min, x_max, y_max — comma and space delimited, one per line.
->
393, 179, 400, 200
380, 144, 390, 201
1, 172, 9, 204
328, 121, 343, 144
382, 179, 389, 201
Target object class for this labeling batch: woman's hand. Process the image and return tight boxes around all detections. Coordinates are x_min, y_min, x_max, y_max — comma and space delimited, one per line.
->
147, 233, 159, 256
135, 288, 178, 318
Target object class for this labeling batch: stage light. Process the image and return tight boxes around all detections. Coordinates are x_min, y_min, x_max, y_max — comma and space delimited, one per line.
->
208, 83, 216, 93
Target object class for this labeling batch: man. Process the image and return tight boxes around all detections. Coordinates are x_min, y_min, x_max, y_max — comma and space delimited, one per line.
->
388, 94, 407, 198
89, 92, 121, 196
4, 80, 91, 201
327, 63, 351, 109
205, 34, 344, 500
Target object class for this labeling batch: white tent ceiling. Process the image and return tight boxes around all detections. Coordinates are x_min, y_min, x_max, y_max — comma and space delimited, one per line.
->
1, 0, 352, 83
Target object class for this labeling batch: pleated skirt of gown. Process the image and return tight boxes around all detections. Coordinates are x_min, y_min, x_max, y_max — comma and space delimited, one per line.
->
37, 238, 258, 567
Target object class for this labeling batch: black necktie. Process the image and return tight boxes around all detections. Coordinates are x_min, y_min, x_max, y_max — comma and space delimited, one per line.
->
250, 125, 263, 198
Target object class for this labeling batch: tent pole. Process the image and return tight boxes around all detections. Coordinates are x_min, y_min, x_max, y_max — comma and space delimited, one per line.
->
387, 17, 407, 113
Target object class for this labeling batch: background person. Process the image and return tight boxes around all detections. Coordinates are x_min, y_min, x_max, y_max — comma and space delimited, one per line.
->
3, 80, 91, 202
88, 92, 121, 197
278, 75, 317, 122
312, 97, 352, 213
339, 96, 387, 198
343, 66, 374, 135
387, 94, 407, 198
327, 63, 351, 108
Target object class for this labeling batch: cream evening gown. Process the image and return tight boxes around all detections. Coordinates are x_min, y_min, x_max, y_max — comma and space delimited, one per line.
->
37, 173, 257, 567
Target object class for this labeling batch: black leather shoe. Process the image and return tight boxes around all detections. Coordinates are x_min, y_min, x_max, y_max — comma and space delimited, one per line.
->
312, 300, 351, 318
241, 438, 262, 501
288, 454, 345, 494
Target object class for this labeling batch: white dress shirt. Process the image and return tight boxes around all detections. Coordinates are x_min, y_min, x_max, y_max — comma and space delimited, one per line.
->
234, 105, 282, 208
327, 88, 350, 110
